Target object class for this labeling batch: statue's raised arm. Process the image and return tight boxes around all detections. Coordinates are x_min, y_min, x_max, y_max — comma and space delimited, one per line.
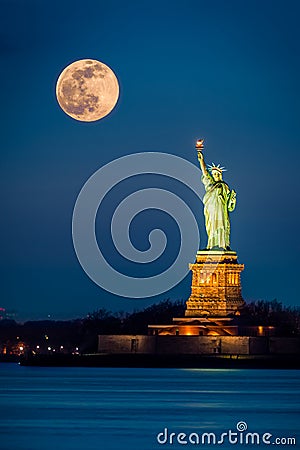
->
195, 139, 209, 177
197, 150, 209, 177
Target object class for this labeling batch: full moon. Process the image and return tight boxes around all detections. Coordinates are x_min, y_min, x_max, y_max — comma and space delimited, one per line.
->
56, 59, 119, 122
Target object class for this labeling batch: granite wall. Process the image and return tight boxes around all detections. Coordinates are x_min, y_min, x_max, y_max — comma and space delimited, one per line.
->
98, 335, 300, 355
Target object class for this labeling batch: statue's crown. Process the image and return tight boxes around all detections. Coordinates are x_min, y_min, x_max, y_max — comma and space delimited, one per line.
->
207, 163, 227, 174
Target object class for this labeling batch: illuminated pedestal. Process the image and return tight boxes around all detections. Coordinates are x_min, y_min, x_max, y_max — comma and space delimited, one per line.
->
185, 250, 245, 317
148, 250, 246, 336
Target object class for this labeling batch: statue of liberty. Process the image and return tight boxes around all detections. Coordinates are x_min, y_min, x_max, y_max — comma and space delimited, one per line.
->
196, 140, 236, 250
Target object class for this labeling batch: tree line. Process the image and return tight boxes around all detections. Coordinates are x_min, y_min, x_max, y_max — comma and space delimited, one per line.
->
0, 299, 299, 354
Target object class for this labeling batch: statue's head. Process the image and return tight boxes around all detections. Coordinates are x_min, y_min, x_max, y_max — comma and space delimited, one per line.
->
211, 169, 222, 181
208, 163, 226, 182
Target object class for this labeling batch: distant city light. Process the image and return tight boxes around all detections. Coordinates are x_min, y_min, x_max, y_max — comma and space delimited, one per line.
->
47, 346, 51, 351
36, 345, 40, 349
60, 346, 64, 349
19, 346, 24, 351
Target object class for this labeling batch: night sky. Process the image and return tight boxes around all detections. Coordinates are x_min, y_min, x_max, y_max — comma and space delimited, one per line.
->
1, 0, 300, 320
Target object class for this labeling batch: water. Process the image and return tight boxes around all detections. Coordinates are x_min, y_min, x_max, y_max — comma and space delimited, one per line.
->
0, 364, 299, 450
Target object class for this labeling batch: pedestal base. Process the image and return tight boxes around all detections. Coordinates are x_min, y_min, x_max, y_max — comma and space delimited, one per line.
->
148, 316, 239, 336
185, 250, 245, 317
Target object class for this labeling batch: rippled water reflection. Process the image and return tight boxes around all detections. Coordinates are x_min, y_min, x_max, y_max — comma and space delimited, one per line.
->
0, 364, 299, 450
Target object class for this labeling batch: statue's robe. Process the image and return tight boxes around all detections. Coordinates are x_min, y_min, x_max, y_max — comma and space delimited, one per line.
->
202, 173, 235, 250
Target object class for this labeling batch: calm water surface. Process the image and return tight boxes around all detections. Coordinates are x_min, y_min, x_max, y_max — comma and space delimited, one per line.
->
0, 364, 299, 450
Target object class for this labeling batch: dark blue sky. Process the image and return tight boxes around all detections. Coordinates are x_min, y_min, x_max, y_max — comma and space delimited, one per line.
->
1, 0, 300, 320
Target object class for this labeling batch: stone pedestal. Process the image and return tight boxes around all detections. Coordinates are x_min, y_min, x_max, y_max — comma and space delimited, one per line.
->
185, 250, 245, 317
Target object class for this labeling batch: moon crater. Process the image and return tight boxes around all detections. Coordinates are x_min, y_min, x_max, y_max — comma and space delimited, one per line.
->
56, 59, 119, 122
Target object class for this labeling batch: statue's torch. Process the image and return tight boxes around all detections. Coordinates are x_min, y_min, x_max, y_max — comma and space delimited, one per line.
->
195, 139, 204, 156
